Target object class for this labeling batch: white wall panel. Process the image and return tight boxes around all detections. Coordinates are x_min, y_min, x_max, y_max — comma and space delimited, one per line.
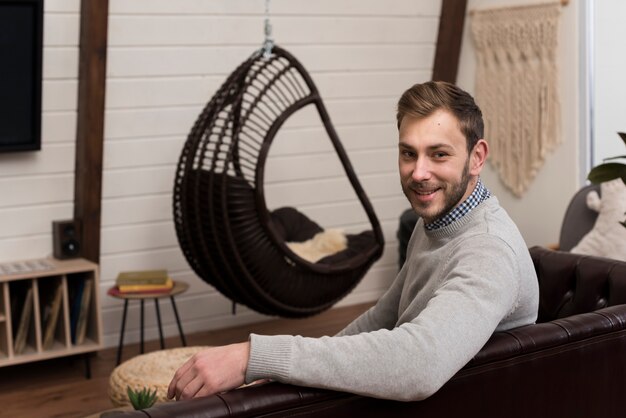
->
103, 97, 398, 140
0, 204, 73, 239
107, 45, 433, 78
106, 76, 223, 109
271, 124, 399, 156
108, 0, 441, 17
43, 80, 79, 111
101, 221, 176, 255
0, 144, 74, 176
314, 71, 429, 100
593, 0, 626, 165
0, 236, 53, 263
43, 48, 79, 79
264, 173, 399, 208
0, 175, 73, 208
44, 14, 80, 46
107, 16, 437, 47
42, 112, 78, 143
103, 166, 174, 198
264, 148, 397, 183
105, 71, 427, 110
102, 195, 172, 227
45, 0, 80, 13
105, 107, 197, 139
104, 137, 182, 169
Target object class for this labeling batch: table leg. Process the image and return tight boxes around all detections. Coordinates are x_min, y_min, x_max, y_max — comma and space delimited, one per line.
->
116, 300, 129, 365
154, 298, 165, 349
170, 296, 187, 346
140, 299, 145, 354
84, 353, 91, 379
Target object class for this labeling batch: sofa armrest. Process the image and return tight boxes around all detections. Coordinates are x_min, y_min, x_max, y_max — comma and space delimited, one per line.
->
470, 304, 626, 366
104, 382, 351, 418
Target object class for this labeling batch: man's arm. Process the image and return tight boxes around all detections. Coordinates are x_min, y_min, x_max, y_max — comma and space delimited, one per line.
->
167, 267, 406, 401
167, 342, 250, 400
246, 236, 521, 401
167, 266, 407, 401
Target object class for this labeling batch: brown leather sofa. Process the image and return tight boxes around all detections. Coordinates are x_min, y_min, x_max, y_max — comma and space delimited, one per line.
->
108, 246, 626, 418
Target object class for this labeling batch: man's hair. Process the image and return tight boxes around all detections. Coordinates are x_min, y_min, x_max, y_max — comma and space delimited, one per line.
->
396, 81, 484, 152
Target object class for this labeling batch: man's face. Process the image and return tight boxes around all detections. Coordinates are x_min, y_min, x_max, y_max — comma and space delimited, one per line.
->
398, 109, 478, 224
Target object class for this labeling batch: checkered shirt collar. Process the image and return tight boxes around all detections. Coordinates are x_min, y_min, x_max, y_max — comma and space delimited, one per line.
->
424, 177, 491, 231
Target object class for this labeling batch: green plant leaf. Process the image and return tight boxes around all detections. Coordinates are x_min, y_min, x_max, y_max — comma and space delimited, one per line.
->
618, 132, 626, 146
127, 386, 158, 410
127, 387, 139, 410
587, 162, 626, 184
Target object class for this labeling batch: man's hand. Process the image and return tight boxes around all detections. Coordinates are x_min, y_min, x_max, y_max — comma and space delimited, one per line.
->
167, 342, 250, 401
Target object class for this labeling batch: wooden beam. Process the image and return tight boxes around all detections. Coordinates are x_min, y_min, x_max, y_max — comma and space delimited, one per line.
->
74, 0, 109, 263
432, 0, 468, 83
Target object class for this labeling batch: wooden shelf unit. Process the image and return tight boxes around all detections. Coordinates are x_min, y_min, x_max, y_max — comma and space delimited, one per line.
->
0, 258, 102, 367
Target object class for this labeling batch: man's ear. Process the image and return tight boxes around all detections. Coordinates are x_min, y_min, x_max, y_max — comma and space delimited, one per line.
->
469, 139, 489, 176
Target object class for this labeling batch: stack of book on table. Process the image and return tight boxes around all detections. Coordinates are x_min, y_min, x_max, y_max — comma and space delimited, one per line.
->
109, 269, 173, 296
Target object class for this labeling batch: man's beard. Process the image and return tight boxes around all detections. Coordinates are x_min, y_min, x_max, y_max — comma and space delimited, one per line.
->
402, 159, 472, 223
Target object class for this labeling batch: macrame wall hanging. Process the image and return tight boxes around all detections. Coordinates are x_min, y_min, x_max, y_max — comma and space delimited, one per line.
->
471, 2, 562, 197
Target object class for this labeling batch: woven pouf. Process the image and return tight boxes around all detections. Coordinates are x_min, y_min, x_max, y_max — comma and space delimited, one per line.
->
108, 346, 209, 407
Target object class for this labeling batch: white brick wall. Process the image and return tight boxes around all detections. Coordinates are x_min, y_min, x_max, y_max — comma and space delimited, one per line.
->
0, 0, 441, 347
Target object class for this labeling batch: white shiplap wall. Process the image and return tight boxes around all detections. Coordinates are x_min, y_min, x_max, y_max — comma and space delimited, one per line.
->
0, 0, 441, 348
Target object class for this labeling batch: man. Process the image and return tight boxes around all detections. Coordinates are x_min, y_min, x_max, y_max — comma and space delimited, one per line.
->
168, 81, 539, 402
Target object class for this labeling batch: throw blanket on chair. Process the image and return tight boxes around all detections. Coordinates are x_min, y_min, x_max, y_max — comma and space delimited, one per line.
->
287, 229, 348, 263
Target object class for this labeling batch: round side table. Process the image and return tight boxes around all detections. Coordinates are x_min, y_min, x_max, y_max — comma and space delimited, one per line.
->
107, 280, 189, 365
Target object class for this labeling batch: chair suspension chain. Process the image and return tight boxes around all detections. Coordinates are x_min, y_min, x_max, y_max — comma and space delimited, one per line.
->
263, 0, 274, 59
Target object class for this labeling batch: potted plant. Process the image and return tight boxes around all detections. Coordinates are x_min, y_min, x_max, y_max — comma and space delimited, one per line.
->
126, 386, 157, 410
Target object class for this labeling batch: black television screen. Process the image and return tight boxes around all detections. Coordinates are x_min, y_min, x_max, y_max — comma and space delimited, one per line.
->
0, 0, 43, 152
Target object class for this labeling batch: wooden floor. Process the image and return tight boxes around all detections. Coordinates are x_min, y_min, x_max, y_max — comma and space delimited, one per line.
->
0, 302, 372, 418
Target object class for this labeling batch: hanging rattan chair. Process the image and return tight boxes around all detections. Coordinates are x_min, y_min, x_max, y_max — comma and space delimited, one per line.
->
173, 45, 384, 317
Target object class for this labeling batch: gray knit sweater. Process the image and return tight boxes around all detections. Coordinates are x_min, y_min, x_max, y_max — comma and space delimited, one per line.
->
246, 197, 539, 401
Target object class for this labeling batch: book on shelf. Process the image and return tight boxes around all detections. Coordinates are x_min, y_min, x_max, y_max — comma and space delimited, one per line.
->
10, 281, 31, 353
115, 269, 169, 286
75, 278, 93, 345
14, 287, 33, 355
10, 282, 25, 333
68, 278, 85, 345
41, 280, 63, 350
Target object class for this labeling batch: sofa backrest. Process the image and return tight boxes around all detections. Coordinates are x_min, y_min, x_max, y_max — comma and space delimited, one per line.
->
529, 246, 626, 323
